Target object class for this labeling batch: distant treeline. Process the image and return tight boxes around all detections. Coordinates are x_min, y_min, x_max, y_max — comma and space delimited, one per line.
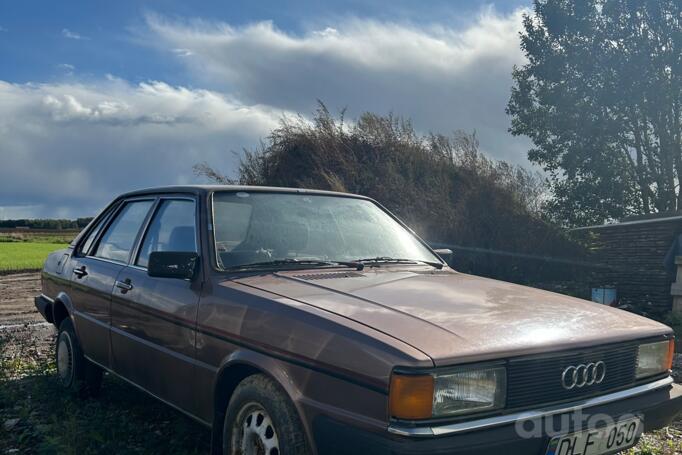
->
0, 218, 92, 230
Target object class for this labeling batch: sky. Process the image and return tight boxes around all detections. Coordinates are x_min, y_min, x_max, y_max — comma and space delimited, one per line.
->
0, 0, 532, 219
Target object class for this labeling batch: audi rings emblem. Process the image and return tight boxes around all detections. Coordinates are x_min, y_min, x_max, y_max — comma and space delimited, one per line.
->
561, 361, 606, 390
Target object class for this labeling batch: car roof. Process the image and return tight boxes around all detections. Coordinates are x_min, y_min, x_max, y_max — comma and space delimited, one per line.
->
119, 185, 370, 200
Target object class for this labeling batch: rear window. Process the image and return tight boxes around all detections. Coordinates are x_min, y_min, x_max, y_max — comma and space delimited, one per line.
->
78, 214, 109, 256
95, 200, 154, 263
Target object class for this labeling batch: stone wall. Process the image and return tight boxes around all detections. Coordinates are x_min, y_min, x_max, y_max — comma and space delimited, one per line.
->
572, 217, 682, 318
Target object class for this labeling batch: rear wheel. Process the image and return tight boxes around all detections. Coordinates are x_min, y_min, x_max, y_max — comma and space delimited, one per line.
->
222, 374, 309, 455
55, 318, 102, 396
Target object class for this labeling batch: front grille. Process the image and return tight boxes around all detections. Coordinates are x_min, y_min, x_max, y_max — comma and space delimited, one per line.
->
506, 344, 638, 410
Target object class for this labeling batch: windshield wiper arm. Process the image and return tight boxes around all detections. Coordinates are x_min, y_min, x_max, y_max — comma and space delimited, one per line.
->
230, 258, 364, 271
355, 256, 443, 269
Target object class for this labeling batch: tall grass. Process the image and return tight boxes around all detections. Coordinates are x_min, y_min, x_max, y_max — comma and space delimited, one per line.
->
195, 104, 587, 284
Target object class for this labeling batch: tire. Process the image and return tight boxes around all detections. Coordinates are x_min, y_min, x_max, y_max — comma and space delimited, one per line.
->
55, 318, 103, 397
222, 374, 310, 455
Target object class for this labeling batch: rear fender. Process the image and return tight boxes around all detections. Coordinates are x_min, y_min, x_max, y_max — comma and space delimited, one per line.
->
52, 291, 75, 330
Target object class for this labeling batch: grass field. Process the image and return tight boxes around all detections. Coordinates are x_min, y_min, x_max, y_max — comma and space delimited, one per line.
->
0, 242, 68, 272
0, 232, 74, 272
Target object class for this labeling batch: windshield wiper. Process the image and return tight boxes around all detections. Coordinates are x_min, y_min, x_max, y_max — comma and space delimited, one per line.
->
355, 256, 443, 269
230, 258, 364, 271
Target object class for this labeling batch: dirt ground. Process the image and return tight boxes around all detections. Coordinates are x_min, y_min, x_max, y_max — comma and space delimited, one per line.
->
0, 273, 44, 325
0, 273, 681, 454
0, 273, 54, 360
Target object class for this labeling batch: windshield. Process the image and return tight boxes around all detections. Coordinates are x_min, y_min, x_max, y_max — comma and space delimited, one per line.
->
211, 191, 440, 269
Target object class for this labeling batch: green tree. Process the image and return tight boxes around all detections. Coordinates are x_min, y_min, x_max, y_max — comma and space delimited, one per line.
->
508, 0, 682, 226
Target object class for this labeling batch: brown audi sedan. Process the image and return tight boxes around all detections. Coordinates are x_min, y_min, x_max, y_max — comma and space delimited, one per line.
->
36, 185, 681, 454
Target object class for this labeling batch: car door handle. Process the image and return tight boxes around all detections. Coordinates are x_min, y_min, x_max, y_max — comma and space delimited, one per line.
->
115, 279, 134, 293
73, 266, 88, 278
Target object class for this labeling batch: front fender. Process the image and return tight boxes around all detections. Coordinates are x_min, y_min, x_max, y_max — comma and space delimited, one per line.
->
214, 348, 315, 452
216, 347, 306, 406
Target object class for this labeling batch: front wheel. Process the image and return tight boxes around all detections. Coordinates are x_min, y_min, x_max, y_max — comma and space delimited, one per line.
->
222, 374, 310, 455
55, 318, 102, 396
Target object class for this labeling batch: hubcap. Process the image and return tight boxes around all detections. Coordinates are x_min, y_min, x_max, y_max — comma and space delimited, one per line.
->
232, 403, 280, 455
56, 332, 73, 384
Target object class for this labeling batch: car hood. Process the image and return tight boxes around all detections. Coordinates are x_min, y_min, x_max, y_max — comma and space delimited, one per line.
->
234, 268, 671, 366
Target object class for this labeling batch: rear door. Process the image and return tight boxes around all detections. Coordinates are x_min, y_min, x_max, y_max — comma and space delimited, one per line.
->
69, 199, 155, 368
110, 197, 201, 414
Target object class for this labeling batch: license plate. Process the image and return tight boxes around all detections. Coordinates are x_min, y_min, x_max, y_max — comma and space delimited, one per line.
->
545, 418, 642, 455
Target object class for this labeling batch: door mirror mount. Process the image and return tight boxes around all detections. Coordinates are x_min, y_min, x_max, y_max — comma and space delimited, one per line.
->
433, 248, 453, 265
148, 251, 199, 280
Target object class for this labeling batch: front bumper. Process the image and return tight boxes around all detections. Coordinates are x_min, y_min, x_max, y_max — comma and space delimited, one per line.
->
313, 380, 682, 455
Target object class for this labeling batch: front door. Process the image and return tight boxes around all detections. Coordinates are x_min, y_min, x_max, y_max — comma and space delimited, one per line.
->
70, 199, 154, 368
110, 198, 201, 414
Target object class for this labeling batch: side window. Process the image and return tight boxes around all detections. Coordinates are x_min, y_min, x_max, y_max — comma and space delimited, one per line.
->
136, 199, 197, 268
78, 214, 109, 256
95, 200, 154, 263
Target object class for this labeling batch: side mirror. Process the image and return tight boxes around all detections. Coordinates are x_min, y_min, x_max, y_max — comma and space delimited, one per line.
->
433, 248, 453, 265
148, 251, 199, 280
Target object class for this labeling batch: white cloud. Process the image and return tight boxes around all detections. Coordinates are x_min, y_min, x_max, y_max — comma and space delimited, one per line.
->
145, 7, 532, 163
3, 8, 535, 218
62, 28, 89, 40
0, 79, 286, 218
172, 48, 193, 57
56, 63, 75, 73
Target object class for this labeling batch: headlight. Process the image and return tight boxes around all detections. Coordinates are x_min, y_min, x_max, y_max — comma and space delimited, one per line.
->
636, 339, 674, 379
433, 366, 506, 416
389, 365, 506, 420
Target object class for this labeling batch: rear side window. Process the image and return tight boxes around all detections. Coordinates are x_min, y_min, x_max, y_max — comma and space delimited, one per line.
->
136, 199, 197, 268
95, 200, 154, 263
78, 214, 108, 256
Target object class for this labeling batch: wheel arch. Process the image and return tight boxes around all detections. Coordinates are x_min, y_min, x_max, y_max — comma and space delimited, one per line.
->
51, 291, 74, 329
210, 349, 313, 454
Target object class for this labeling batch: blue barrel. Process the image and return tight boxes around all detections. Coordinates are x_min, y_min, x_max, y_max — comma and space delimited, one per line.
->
591, 287, 617, 305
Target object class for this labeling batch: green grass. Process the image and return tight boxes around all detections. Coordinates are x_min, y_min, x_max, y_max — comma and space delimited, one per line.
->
0, 242, 68, 272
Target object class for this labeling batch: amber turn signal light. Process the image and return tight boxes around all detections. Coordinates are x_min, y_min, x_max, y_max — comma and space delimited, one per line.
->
389, 374, 434, 419
666, 338, 675, 371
